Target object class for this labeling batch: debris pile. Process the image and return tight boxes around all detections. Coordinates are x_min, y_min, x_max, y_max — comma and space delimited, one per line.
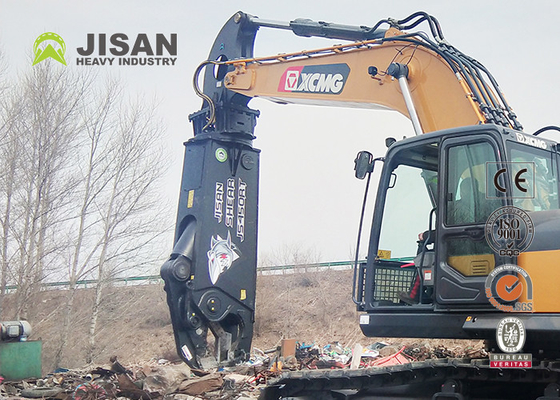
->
0, 341, 487, 400
0, 357, 259, 400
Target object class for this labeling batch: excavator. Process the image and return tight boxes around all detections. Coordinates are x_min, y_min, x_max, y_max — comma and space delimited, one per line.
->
160, 11, 560, 399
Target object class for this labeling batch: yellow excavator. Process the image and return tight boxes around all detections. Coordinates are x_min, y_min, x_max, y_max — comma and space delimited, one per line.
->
161, 11, 560, 399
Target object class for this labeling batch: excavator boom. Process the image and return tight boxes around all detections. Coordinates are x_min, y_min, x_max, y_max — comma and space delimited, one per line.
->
224, 32, 484, 134
197, 12, 522, 135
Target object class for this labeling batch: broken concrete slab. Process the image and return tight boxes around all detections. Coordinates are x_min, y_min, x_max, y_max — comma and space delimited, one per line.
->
143, 363, 192, 393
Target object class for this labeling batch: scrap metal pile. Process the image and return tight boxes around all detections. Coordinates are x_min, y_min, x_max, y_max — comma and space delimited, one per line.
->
0, 342, 486, 400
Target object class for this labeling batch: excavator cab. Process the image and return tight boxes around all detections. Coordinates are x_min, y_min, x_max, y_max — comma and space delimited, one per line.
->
357, 124, 560, 348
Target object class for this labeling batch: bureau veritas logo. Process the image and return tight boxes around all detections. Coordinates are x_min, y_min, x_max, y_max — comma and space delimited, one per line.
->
496, 317, 526, 353
490, 317, 532, 368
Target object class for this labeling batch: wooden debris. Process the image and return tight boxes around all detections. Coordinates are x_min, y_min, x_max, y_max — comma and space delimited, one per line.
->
176, 373, 223, 396
116, 374, 155, 400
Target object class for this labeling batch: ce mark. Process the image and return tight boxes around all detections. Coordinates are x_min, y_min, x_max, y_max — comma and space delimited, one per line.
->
494, 168, 528, 193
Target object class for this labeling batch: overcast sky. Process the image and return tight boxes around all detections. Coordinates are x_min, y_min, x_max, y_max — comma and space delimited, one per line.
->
1, 1, 560, 264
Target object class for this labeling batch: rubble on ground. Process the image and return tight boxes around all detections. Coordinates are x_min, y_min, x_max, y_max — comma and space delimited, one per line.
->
0, 341, 487, 400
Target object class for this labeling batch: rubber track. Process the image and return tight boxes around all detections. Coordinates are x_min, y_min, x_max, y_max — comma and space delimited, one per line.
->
259, 358, 560, 399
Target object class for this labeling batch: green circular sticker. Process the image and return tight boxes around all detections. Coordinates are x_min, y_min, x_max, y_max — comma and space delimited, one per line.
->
215, 148, 228, 162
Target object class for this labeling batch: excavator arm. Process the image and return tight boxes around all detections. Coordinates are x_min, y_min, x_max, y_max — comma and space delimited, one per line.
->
161, 11, 522, 369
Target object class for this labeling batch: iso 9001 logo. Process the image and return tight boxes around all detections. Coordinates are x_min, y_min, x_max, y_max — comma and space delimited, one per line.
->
485, 206, 534, 256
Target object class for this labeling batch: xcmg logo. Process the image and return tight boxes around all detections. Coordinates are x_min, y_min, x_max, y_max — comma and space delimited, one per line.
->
278, 63, 350, 94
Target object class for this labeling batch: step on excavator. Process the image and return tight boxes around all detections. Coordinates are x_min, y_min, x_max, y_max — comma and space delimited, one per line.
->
160, 11, 560, 399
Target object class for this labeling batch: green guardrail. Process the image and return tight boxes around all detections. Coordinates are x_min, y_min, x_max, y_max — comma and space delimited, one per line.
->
4, 275, 164, 292
3, 257, 416, 291
257, 260, 363, 272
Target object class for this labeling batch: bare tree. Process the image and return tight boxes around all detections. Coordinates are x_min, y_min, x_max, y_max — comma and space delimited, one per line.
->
53, 79, 121, 367
0, 61, 169, 366
53, 88, 169, 367
0, 52, 21, 312
0, 64, 93, 319
0, 94, 22, 311
83, 97, 168, 364
259, 242, 322, 268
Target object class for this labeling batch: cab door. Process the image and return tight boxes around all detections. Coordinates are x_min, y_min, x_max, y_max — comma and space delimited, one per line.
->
435, 135, 505, 307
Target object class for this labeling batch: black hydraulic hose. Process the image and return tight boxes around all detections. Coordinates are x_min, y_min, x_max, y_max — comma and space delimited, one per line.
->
460, 59, 503, 124
397, 11, 429, 25
416, 41, 498, 126
438, 44, 494, 109
364, 12, 444, 44
533, 125, 560, 136
193, 60, 220, 130
397, 12, 444, 41
458, 56, 513, 127
471, 68, 510, 126
437, 40, 522, 129
428, 14, 444, 40
365, 19, 392, 38
468, 57, 523, 130
431, 43, 504, 125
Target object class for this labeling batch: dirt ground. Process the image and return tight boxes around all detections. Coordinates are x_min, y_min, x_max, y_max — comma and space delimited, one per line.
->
1, 269, 484, 373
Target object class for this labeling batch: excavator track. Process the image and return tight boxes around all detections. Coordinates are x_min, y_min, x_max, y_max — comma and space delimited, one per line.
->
259, 358, 560, 399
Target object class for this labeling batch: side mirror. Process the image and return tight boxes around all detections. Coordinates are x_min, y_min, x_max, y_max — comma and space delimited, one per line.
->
354, 151, 374, 180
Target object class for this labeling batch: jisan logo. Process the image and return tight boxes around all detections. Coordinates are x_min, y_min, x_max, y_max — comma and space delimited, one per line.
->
75, 33, 177, 66
278, 64, 350, 94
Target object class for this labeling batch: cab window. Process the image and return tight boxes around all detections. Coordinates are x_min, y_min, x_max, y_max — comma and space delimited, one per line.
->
509, 143, 559, 212
446, 142, 500, 226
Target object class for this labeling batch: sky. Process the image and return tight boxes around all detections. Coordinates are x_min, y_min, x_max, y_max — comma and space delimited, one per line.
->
1, 0, 560, 265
